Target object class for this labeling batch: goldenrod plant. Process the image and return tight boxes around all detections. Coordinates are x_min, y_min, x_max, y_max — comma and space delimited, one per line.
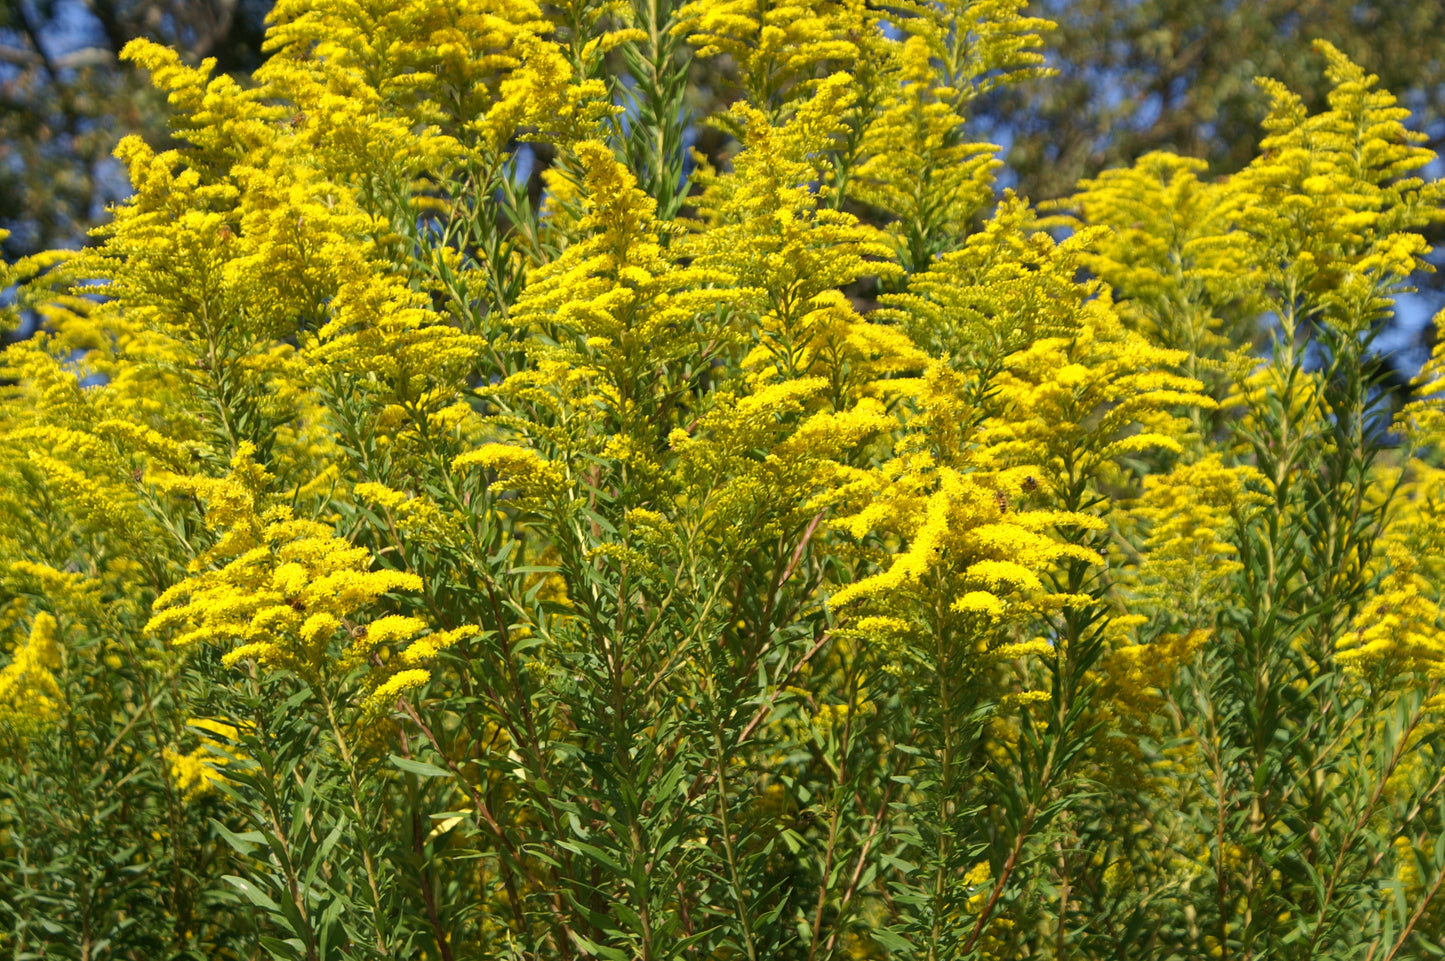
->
1, 1, 1443, 958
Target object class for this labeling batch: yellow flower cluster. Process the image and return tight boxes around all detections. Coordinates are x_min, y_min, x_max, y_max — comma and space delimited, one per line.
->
831, 418, 1102, 621
824, 190, 1214, 718
0, 230, 69, 333
1339, 546, 1445, 679
1100, 629, 1211, 723
686, 74, 916, 400
506, 140, 734, 434
674, 0, 864, 110
1123, 455, 1268, 625
163, 718, 243, 799
889, 0, 1052, 99
261, 0, 610, 172
852, 35, 1000, 268
1333, 451, 1445, 686
146, 446, 473, 710
1065, 152, 1257, 380
1236, 41, 1445, 334
0, 612, 64, 738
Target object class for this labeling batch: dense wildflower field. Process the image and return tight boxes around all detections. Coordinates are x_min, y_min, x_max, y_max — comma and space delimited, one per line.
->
3, 1, 1445, 958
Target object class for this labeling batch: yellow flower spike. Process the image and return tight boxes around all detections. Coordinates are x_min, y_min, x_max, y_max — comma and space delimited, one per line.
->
301, 613, 342, 653
0, 230, 70, 333
688, 74, 899, 300
120, 39, 280, 166
5, 562, 95, 611
473, 33, 614, 153
674, 0, 867, 109
0, 612, 65, 738
852, 34, 1002, 267
304, 271, 487, 470
303, 569, 423, 615
360, 668, 432, 715
830, 182, 1212, 709
164, 718, 248, 802
265, 0, 554, 158
1339, 545, 1445, 681
1121, 455, 1268, 627
145, 450, 440, 692
94, 420, 195, 474
354, 482, 409, 512
953, 591, 1007, 617
890, 0, 1053, 96
1230, 41, 1445, 340
164, 746, 226, 800
453, 443, 569, 502
965, 559, 1043, 595
991, 638, 1053, 661
999, 690, 1050, 711
1096, 628, 1213, 728
347, 615, 428, 659
1064, 152, 1259, 368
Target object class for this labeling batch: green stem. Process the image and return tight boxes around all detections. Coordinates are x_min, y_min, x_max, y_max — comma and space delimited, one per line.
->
319, 683, 390, 956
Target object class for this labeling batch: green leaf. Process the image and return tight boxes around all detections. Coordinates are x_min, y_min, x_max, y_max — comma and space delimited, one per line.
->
389, 754, 453, 779
210, 819, 264, 856
224, 875, 283, 912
